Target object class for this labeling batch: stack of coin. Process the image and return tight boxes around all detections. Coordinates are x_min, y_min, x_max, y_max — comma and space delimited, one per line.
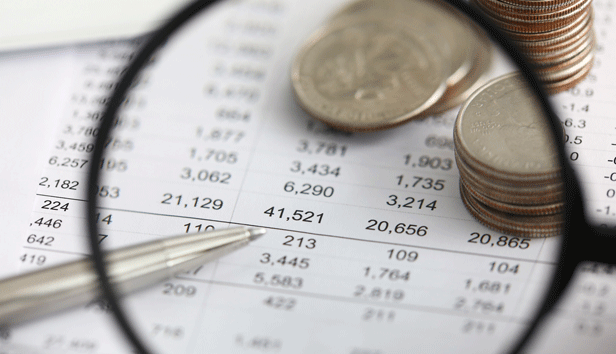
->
472, 0, 595, 93
454, 73, 564, 237
291, 0, 492, 132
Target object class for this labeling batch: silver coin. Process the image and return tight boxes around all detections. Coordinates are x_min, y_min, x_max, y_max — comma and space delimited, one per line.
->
539, 37, 595, 81
460, 177, 564, 216
518, 10, 591, 51
454, 73, 561, 180
543, 58, 593, 92
329, 0, 476, 89
459, 182, 563, 238
291, 16, 447, 131
473, 0, 594, 93
454, 153, 564, 203
424, 23, 493, 115
330, 0, 494, 116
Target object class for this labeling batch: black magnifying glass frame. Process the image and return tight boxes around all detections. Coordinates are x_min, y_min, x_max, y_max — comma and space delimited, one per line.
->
86, 0, 612, 353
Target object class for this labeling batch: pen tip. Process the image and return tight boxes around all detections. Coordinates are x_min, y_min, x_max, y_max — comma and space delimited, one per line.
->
248, 227, 267, 241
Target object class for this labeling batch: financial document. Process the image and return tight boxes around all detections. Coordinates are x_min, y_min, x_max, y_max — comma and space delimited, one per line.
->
1, 0, 615, 353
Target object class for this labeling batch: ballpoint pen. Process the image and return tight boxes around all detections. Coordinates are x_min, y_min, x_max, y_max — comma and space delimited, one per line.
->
0, 226, 266, 327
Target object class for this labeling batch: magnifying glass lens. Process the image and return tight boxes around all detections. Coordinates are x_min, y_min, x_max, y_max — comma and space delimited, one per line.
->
89, 1, 615, 353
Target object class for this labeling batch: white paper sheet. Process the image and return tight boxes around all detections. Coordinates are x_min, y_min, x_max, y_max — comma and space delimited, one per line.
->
1, 0, 615, 353
0, 0, 192, 51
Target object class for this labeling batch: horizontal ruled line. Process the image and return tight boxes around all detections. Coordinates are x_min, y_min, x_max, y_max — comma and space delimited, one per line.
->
22, 246, 88, 257
97, 206, 557, 265
36, 193, 87, 202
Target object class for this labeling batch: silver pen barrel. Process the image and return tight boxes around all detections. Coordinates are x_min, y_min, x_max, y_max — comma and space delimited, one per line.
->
0, 226, 265, 327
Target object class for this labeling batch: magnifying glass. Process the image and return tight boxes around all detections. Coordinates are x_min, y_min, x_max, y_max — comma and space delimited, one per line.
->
57, 0, 616, 353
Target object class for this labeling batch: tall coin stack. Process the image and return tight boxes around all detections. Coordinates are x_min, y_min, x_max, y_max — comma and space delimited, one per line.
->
454, 73, 564, 237
291, 0, 492, 132
472, 0, 595, 93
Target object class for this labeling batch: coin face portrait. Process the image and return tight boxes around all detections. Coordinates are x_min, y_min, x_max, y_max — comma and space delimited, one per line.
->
457, 74, 559, 175
483, 81, 556, 164
314, 25, 426, 102
292, 18, 447, 131
329, 0, 480, 88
